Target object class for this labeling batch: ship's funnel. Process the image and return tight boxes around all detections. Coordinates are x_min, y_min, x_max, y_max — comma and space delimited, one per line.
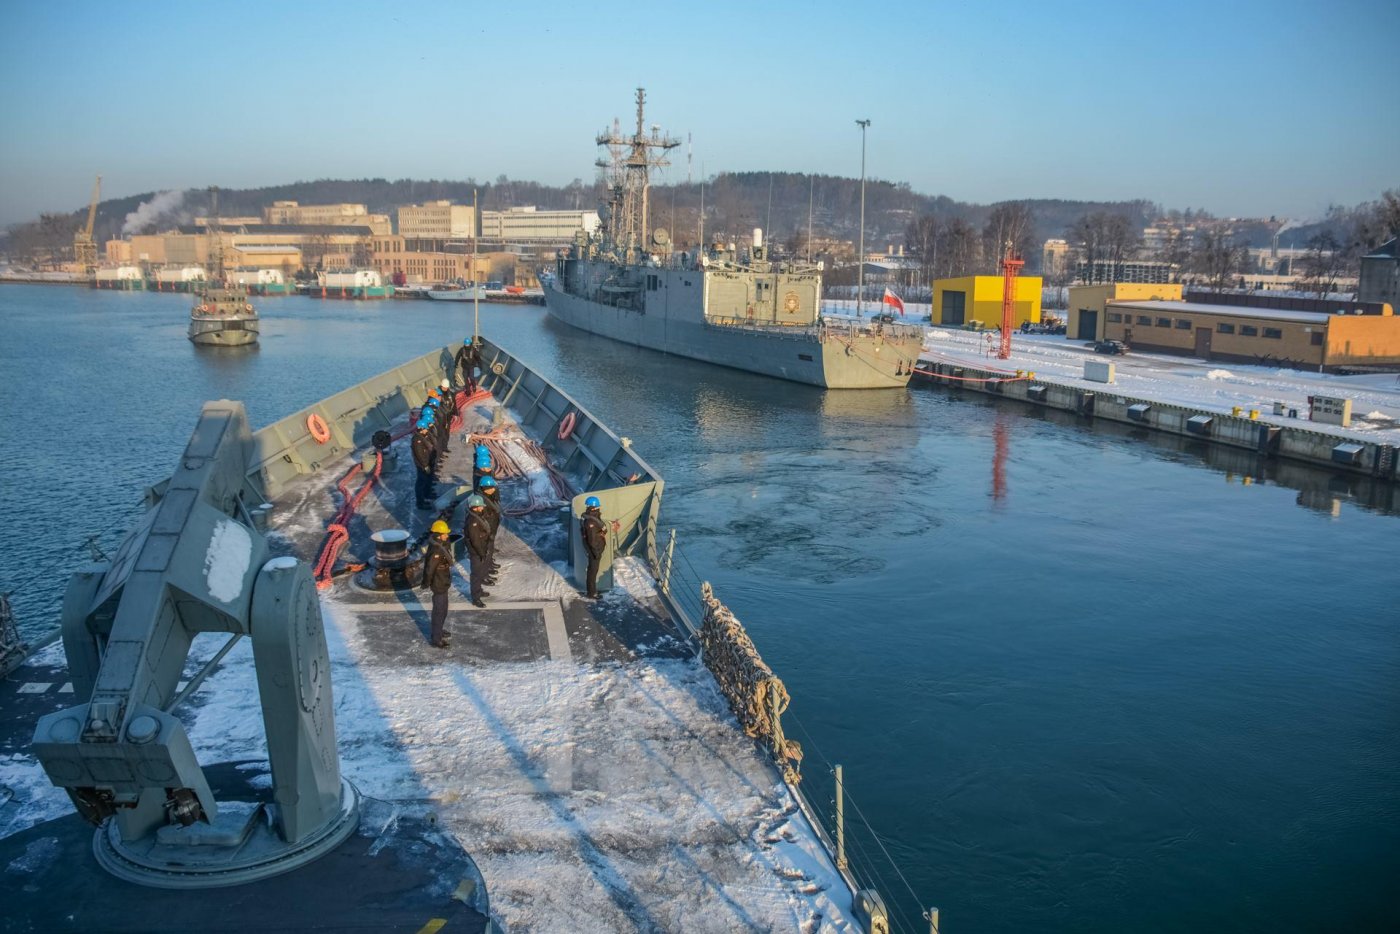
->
753, 228, 763, 249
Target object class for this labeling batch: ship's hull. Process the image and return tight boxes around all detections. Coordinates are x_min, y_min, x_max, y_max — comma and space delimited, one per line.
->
307, 285, 394, 299
189, 316, 259, 345
149, 279, 205, 292
545, 282, 915, 389
427, 287, 485, 301
91, 278, 145, 290
248, 282, 295, 295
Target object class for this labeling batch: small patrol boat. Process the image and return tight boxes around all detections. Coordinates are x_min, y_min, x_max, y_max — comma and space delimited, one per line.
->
187, 186, 259, 347
188, 285, 259, 346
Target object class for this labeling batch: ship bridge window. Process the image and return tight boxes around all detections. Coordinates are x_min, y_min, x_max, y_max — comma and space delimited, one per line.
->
646, 274, 660, 290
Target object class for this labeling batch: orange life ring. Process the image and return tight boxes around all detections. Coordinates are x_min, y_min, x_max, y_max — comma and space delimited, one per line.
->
307, 413, 331, 444
557, 411, 577, 440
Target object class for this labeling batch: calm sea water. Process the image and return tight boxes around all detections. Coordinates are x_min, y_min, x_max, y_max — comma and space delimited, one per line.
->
1, 284, 1396, 932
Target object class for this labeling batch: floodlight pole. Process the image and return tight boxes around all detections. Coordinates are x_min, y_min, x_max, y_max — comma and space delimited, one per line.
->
856, 119, 870, 317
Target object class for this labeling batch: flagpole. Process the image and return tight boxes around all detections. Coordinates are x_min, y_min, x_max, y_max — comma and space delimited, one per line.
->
473, 187, 480, 342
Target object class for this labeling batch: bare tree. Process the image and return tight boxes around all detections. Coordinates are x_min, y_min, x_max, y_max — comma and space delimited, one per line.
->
905, 214, 940, 286
939, 219, 981, 278
1153, 227, 1192, 276
1191, 229, 1248, 289
981, 202, 1036, 267
1299, 232, 1344, 297
1068, 210, 1143, 282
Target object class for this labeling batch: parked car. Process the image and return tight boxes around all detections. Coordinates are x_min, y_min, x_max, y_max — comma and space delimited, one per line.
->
1092, 339, 1129, 355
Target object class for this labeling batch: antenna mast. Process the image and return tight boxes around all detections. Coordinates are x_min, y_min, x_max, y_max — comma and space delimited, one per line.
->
595, 88, 679, 262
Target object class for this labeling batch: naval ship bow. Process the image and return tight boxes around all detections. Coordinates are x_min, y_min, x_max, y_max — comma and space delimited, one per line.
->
544, 88, 923, 389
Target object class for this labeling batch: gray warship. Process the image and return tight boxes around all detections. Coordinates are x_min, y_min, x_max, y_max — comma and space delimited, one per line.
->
545, 89, 924, 389
0, 338, 914, 932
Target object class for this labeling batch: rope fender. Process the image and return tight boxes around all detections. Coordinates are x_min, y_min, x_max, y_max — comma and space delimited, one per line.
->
698, 582, 803, 783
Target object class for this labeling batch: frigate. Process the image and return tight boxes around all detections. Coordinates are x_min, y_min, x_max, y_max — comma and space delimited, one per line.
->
0, 338, 908, 932
545, 89, 923, 390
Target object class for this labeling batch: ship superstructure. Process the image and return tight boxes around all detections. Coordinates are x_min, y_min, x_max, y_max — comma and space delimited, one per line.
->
545, 89, 922, 389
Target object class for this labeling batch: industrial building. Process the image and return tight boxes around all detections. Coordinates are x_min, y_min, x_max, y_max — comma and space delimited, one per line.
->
1075, 259, 1174, 284
396, 201, 476, 246
932, 275, 1043, 329
1067, 283, 1184, 341
479, 207, 599, 245
262, 201, 390, 234
1099, 292, 1400, 370
1360, 238, 1399, 308
368, 238, 533, 287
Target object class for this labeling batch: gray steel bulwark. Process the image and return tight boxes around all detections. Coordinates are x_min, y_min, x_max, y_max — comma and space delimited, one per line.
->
31, 402, 358, 887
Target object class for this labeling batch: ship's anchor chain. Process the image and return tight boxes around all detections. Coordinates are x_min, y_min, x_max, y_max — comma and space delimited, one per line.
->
698, 582, 803, 783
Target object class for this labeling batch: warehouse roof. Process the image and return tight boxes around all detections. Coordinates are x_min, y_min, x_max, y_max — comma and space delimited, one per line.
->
1108, 299, 1336, 324
232, 245, 301, 255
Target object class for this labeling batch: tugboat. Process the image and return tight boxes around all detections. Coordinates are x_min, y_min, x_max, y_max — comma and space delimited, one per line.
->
188, 284, 259, 346
545, 88, 923, 389
188, 187, 259, 346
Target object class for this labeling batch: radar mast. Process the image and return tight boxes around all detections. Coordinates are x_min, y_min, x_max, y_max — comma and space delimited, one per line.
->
595, 88, 679, 263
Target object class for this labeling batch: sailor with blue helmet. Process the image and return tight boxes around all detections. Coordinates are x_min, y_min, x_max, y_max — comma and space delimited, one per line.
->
472, 442, 495, 491
477, 476, 502, 584
580, 495, 607, 600
411, 413, 437, 509
455, 336, 482, 394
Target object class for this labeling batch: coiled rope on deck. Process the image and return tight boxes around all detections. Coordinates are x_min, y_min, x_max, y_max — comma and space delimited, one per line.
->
469, 424, 573, 517
699, 582, 803, 784
312, 450, 383, 590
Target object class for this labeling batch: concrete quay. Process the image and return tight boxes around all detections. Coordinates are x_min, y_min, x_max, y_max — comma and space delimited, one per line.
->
912, 358, 1399, 483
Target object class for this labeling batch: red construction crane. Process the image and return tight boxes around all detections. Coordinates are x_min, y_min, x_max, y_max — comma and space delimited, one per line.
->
997, 249, 1024, 360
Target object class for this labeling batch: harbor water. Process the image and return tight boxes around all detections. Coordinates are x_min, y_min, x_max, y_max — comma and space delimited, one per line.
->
1, 284, 1396, 932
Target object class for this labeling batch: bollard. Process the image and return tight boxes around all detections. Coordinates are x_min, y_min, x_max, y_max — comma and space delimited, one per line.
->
929, 907, 940, 934
1249, 409, 1259, 420
1231, 405, 1242, 416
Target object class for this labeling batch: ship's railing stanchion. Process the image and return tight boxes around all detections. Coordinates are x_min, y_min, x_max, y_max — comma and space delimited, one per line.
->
929, 906, 941, 934
835, 762, 847, 871
658, 529, 677, 597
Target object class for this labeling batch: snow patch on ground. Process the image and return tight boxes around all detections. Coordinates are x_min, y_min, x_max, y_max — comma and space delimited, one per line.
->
4, 835, 61, 875
1205, 369, 1235, 380
204, 519, 252, 603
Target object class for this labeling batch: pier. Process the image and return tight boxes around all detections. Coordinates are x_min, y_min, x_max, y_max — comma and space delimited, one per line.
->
912, 357, 1399, 482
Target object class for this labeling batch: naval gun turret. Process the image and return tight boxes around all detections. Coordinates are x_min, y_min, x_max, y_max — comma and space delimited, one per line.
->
31, 401, 359, 887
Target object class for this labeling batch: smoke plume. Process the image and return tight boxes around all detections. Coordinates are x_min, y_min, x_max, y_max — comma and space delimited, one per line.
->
122, 190, 186, 235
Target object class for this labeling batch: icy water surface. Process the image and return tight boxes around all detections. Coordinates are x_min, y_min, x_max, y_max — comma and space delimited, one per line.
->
1, 284, 1396, 932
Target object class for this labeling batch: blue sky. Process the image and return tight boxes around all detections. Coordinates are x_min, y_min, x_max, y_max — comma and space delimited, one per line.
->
1, 0, 1395, 226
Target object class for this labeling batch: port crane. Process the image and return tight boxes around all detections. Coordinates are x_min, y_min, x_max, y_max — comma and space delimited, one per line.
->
73, 175, 101, 272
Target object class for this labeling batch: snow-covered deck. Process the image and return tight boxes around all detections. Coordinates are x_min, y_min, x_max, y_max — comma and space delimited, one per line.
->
254, 393, 858, 930
0, 391, 857, 932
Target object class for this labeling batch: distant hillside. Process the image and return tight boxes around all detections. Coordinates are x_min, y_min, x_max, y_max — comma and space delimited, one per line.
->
5, 172, 1383, 273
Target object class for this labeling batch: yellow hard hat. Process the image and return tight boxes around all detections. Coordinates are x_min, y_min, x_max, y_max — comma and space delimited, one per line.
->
430, 520, 450, 534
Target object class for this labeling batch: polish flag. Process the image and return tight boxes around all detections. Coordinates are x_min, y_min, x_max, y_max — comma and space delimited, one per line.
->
882, 287, 905, 316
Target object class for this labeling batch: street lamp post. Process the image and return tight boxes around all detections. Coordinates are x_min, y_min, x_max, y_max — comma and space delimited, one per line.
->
855, 119, 870, 317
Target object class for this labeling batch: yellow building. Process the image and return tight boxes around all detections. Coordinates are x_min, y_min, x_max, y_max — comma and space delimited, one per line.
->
1067, 283, 1183, 341
932, 275, 1042, 329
